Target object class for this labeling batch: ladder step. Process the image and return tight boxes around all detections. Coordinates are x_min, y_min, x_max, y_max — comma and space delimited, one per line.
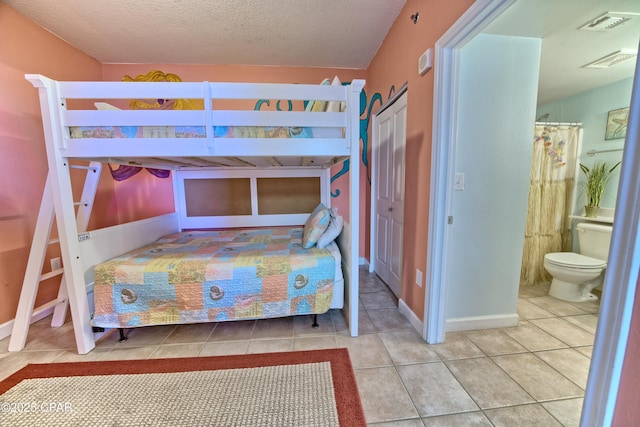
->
40, 268, 64, 282
73, 201, 91, 206
36, 297, 68, 312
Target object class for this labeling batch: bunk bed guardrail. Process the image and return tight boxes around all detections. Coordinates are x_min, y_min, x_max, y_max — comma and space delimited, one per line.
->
25, 74, 365, 163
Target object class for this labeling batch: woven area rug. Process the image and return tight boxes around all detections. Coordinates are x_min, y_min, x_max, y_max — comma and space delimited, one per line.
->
0, 348, 365, 426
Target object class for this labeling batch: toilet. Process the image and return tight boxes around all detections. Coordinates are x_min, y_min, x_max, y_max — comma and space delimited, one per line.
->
543, 222, 613, 302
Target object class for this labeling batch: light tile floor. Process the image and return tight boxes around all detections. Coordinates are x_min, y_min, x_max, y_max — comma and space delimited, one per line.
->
0, 268, 598, 426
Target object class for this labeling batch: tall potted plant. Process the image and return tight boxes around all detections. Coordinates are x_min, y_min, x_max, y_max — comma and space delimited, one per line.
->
580, 160, 621, 217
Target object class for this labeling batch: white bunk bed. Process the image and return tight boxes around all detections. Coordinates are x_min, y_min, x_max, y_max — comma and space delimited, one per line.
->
11, 74, 364, 354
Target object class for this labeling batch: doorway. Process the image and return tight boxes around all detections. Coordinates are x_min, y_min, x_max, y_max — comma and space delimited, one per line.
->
425, 0, 640, 425
370, 89, 407, 298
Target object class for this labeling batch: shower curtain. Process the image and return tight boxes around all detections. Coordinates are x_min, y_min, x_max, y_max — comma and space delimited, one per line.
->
520, 125, 581, 286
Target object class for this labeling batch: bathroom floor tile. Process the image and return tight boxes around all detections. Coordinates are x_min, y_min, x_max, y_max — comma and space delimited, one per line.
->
517, 299, 555, 320
370, 419, 425, 427
422, 412, 492, 426
535, 348, 591, 389
492, 353, 584, 400
527, 296, 590, 317
445, 357, 534, 409
484, 403, 562, 426
529, 318, 595, 347
503, 321, 568, 352
463, 329, 528, 356
542, 398, 584, 427
397, 362, 478, 417
519, 283, 551, 298
564, 314, 599, 334
568, 299, 600, 315
431, 332, 485, 360
575, 346, 593, 358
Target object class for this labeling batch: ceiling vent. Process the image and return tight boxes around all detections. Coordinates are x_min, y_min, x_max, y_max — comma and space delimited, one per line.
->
579, 12, 633, 31
582, 49, 638, 69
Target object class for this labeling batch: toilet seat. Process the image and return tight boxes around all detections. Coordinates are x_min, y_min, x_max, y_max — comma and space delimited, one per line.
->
545, 252, 606, 269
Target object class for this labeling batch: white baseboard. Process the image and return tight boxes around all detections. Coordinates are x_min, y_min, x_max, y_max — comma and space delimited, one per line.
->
445, 313, 519, 332
0, 306, 55, 341
359, 257, 369, 266
398, 298, 424, 335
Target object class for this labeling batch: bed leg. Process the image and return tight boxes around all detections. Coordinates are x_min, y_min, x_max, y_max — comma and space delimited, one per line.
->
312, 314, 319, 329
118, 328, 128, 342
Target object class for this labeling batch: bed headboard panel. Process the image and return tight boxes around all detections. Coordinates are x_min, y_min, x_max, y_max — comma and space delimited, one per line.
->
175, 168, 331, 229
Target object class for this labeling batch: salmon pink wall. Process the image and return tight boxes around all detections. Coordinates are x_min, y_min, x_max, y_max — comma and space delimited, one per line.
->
613, 271, 640, 425
365, 0, 473, 319
0, 4, 103, 325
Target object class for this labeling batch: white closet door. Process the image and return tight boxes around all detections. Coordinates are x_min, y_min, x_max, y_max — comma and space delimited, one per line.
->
374, 91, 407, 297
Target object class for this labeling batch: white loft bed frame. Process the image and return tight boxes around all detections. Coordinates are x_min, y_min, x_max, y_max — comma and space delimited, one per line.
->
11, 74, 365, 354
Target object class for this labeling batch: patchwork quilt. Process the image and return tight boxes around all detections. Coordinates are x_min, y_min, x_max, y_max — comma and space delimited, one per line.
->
92, 228, 335, 328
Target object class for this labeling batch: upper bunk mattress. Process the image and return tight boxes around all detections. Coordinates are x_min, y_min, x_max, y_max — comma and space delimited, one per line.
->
92, 228, 337, 328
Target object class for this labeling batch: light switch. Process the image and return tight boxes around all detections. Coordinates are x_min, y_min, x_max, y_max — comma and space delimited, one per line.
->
454, 173, 465, 190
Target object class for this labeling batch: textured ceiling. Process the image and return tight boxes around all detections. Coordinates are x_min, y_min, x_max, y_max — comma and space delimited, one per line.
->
3, 0, 406, 68
5, 0, 640, 105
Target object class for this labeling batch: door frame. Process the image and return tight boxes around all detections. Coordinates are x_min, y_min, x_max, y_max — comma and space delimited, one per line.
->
424, 0, 516, 344
425, 0, 640, 425
369, 84, 408, 280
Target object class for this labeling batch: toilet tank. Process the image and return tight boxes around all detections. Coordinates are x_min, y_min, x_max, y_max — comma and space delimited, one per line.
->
576, 222, 613, 261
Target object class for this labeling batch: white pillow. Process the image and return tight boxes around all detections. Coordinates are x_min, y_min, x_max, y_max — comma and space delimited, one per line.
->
94, 102, 121, 110
317, 207, 344, 248
325, 76, 346, 113
305, 78, 331, 112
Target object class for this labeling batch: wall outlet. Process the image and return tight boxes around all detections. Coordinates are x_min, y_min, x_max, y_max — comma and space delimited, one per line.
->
50, 257, 62, 271
416, 269, 423, 287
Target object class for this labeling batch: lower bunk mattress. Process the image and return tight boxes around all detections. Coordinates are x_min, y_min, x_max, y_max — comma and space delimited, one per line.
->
91, 228, 343, 329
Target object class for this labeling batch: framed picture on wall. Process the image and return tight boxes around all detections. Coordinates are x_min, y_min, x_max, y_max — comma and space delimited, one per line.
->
605, 107, 629, 140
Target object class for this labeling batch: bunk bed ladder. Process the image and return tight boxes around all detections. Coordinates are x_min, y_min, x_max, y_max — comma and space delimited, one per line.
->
8, 162, 102, 352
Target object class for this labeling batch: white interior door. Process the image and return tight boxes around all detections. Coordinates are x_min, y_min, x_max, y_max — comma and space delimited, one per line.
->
373, 91, 407, 297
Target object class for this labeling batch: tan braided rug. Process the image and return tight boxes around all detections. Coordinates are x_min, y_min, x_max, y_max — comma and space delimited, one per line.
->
0, 348, 365, 426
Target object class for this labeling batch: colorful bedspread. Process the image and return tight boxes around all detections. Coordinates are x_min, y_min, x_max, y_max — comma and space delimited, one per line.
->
92, 228, 335, 328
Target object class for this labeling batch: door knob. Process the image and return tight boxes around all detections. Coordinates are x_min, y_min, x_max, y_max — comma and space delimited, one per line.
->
388, 207, 393, 211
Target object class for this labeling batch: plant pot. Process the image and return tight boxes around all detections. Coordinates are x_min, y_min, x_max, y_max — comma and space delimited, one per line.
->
585, 206, 599, 218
